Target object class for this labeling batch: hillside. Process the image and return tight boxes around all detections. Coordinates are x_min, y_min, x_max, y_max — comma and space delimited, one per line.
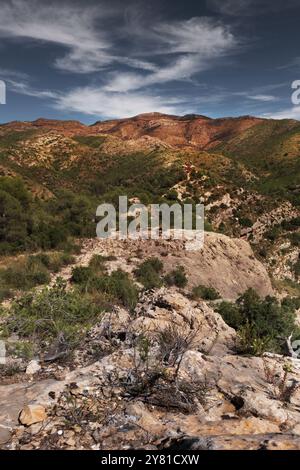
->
0, 112, 299, 284
0, 113, 300, 450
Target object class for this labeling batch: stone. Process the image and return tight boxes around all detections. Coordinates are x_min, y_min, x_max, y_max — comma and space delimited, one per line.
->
126, 402, 166, 436
19, 405, 47, 426
26, 360, 41, 375
0, 427, 11, 446
291, 424, 300, 435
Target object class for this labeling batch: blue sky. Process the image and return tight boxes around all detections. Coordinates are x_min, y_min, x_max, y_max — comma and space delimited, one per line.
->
0, 0, 300, 123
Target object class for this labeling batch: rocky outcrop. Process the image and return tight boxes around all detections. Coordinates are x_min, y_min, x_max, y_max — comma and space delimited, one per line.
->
66, 233, 273, 300
1, 289, 300, 450
159, 233, 274, 299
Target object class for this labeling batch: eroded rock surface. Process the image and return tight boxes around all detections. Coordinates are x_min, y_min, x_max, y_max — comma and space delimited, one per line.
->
1, 288, 300, 450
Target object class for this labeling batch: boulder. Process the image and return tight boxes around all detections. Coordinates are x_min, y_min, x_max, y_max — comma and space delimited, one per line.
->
26, 360, 41, 375
19, 405, 47, 426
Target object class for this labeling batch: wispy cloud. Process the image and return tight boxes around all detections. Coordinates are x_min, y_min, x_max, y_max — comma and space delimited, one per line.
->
54, 87, 186, 118
0, 0, 115, 73
105, 17, 237, 92
0, 2, 238, 80
7, 79, 58, 99
278, 57, 300, 70
0, 1, 241, 117
264, 107, 300, 120
207, 0, 299, 16
55, 15, 238, 117
248, 94, 278, 102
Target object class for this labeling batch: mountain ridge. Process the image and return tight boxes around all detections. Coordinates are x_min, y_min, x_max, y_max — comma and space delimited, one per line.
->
0, 112, 280, 150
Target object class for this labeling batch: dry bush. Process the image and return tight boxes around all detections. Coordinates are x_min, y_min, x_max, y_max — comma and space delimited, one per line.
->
263, 359, 300, 403
156, 324, 198, 367
114, 329, 210, 414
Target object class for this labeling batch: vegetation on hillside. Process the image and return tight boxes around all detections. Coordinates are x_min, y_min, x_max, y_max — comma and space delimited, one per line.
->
217, 289, 300, 356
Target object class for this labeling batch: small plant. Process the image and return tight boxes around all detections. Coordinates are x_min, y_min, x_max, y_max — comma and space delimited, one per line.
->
156, 325, 197, 367
263, 359, 300, 403
191, 285, 220, 301
237, 321, 272, 356
89, 270, 139, 310
137, 334, 152, 365
7, 340, 35, 360
134, 257, 163, 290
3, 279, 101, 351
164, 265, 188, 288
71, 266, 93, 284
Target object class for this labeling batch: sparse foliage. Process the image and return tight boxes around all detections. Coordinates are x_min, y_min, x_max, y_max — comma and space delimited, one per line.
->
164, 265, 188, 288
134, 257, 163, 290
191, 285, 220, 301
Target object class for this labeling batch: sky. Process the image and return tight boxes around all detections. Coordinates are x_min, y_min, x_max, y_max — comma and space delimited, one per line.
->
0, 0, 300, 123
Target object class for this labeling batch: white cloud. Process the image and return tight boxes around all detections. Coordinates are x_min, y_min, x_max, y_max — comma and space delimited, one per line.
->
0, 0, 115, 73
248, 94, 277, 102
264, 107, 300, 120
54, 86, 185, 118
106, 17, 237, 92
0, 2, 242, 119
0, 1, 237, 85
7, 79, 58, 99
154, 17, 235, 54
0, 68, 28, 80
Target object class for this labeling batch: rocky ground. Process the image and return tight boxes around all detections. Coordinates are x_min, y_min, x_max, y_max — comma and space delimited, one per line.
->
1, 234, 300, 451
50, 233, 274, 300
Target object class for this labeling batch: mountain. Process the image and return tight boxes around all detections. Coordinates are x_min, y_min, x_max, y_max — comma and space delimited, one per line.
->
0, 112, 266, 148
0, 112, 299, 287
91, 112, 264, 149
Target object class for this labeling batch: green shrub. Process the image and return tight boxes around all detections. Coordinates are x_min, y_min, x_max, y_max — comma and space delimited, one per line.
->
282, 296, 300, 310
265, 226, 281, 241
237, 321, 273, 356
0, 257, 50, 290
72, 262, 138, 310
164, 266, 188, 288
89, 254, 115, 270
94, 270, 139, 310
239, 217, 253, 228
191, 285, 220, 301
217, 301, 244, 330
217, 289, 300, 355
4, 279, 100, 348
0, 190, 28, 252
71, 266, 93, 284
0, 177, 97, 255
30, 252, 75, 273
165, 189, 178, 201
281, 217, 300, 231
0, 251, 75, 296
134, 258, 163, 290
